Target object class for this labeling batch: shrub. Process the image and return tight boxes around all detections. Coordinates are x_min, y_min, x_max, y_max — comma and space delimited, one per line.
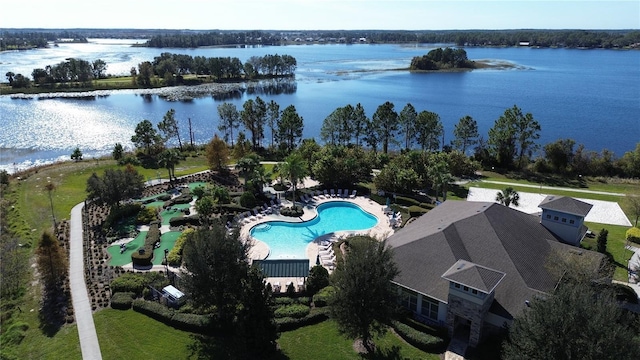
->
280, 205, 303, 217
136, 206, 157, 224
395, 196, 421, 207
169, 215, 201, 227
165, 193, 193, 207
166, 228, 194, 266
118, 155, 141, 166
609, 283, 639, 304
391, 320, 446, 352
131, 222, 161, 266
239, 191, 258, 208
408, 205, 429, 218
276, 307, 329, 332
306, 265, 330, 295
274, 297, 295, 306
312, 286, 335, 307
111, 273, 148, 294
103, 203, 142, 231
274, 304, 310, 319
627, 227, 640, 244
132, 299, 212, 333
110, 292, 135, 309
157, 194, 172, 201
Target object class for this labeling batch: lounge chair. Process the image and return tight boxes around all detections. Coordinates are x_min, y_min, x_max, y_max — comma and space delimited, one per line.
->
330, 189, 336, 197
342, 189, 349, 198
323, 190, 329, 198
337, 189, 343, 198
320, 249, 334, 256
349, 190, 357, 198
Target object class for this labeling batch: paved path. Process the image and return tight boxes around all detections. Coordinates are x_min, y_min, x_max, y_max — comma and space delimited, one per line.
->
69, 203, 103, 360
481, 180, 626, 196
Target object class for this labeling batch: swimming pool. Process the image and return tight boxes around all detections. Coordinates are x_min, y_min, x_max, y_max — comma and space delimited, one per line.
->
250, 201, 378, 259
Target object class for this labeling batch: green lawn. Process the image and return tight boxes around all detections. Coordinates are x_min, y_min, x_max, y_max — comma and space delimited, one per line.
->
107, 231, 148, 266
278, 320, 440, 360
581, 223, 635, 281
94, 309, 194, 360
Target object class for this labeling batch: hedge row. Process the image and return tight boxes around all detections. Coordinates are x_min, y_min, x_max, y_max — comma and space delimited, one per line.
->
165, 193, 193, 208
110, 292, 136, 310
408, 205, 430, 218
273, 296, 311, 306
390, 320, 446, 353
169, 215, 201, 227
274, 304, 310, 319
627, 227, 640, 244
166, 229, 194, 266
312, 286, 335, 307
132, 299, 213, 333
276, 307, 330, 332
131, 222, 160, 266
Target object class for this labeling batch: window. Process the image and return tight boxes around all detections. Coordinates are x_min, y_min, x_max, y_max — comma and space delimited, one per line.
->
546, 214, 551, 219
569, 219, 575, 224
400, 289, 418, 312
562, 218, 567, 223
463, 286, 469, 292
554, 216, 559, 221
454, 283, 460, 289
421, 296, 439, 321
472, 289, 478, 295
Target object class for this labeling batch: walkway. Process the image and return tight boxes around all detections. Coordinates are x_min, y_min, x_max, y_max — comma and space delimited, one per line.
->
481, 180, 626, 197
69, 203, 102, 360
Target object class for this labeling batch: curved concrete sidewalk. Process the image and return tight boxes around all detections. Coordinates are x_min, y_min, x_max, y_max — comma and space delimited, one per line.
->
70, 203, 103, 360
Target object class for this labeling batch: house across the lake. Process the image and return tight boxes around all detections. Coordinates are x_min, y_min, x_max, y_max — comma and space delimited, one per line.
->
386, 197, 602, 348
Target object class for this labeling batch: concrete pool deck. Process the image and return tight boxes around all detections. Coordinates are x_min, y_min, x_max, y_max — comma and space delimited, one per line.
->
241, 195, 395, 266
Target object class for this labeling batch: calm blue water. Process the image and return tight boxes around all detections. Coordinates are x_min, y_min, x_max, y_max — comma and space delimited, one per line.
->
250, 201, 377, 259
1, 40, 639, 173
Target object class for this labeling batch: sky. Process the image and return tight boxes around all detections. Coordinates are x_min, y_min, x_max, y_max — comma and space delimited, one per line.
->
2, 0, 639, 30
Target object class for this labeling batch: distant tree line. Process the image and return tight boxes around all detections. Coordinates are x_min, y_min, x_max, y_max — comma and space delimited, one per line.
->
410, 47, 473, 70
140, 29, 640, 49
0, 30, 86, 51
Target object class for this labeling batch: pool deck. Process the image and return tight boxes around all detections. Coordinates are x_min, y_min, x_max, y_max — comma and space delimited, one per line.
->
241, 195, 395, 267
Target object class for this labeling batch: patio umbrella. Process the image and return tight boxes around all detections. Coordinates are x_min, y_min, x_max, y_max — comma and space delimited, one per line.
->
316, 253, 321, 266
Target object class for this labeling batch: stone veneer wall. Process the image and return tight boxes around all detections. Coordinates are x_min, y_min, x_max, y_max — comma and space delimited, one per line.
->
445, 292, 494, 347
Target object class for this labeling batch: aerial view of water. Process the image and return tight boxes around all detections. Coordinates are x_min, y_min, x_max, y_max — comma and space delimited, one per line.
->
1, 39, 638, 173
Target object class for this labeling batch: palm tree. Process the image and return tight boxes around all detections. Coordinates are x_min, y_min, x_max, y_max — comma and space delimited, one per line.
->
235, 153, 261, 186
158, 149, 181, 182
277, 153, 307, 203
496, 187, 520, 207
427, 160, 452, 202
44, 181, 57, 234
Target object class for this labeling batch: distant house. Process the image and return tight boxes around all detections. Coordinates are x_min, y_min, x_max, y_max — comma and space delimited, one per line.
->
387, 199, 602, 348
539, 195, 593, 246
518, 41, 530, 46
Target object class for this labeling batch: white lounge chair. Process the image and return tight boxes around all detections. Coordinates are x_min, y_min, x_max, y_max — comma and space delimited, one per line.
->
349, 190, 357, 198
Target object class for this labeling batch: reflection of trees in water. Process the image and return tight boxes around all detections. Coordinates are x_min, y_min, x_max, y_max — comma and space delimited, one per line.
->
212, 78, 297, 100
246, 78, 297, 96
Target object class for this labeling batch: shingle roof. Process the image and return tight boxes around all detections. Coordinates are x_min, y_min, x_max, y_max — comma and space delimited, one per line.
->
387, 200, 603, 320
442, 259, 506, 294
538, 195, 593, 216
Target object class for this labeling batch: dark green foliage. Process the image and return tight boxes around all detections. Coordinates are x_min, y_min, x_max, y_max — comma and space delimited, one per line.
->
86, 166, 145, 206
0, 321, 29, 346
275, 307, 330, 332
0, 169, 9, 185
274, 304, 310, 319
313, 286, 335, 307
390, 320, 446, 352
238, 191, 258, 208
330, 236, 400, 352
503, 281, 640, 360
410, 47, 472, 70
596, 228, 608, 253
135, 206, 157, 225
168, 215, 201, 227
130, 222, 160, 266
110, 272, 166, 295
110, 292, 135, 310
279, 205, 303, 217
608, 283, 639, 304
103, 203, 143, 231
164, 193, 193, 207
306, 265, 330, 295
394, 196, 421, 207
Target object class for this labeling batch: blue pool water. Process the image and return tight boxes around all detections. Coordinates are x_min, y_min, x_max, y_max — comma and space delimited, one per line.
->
250, 201, 378, 259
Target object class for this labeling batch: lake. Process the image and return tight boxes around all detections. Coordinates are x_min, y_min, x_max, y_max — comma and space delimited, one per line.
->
1, 39, 638, 173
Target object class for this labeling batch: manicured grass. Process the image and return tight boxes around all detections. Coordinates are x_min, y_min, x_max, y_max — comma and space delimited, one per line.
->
278, 319, 440, 360
153, 231, 182, 265
107, 231, 148, 266
94, 309, 194, 360
581, 223, 635, 281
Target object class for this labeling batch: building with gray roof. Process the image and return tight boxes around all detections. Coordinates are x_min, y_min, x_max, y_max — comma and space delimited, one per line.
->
387, 199, 601, 347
